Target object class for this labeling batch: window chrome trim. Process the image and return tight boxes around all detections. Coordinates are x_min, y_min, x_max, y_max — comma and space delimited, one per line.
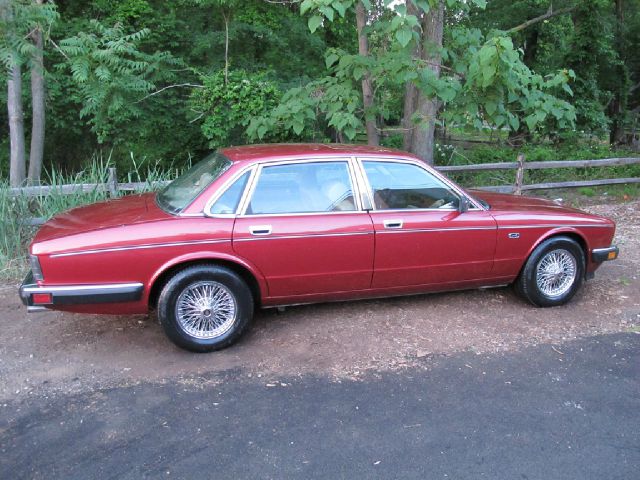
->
238, 157, 363, 217
355, 156, 485, 212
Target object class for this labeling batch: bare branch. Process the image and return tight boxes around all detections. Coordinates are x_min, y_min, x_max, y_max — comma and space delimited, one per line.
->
135, 83, 204, 103
48, 37, 70, 61
507, 6, 577, 34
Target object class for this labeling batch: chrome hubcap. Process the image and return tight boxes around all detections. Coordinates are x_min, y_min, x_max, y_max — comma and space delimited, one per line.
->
536, 249, 577, 298
175, 281, 237, 339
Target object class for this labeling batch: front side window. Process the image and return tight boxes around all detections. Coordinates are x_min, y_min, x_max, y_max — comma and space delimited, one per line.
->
363, 161, 460, 210
157, 152, 231, 214
246, 161, 356, 215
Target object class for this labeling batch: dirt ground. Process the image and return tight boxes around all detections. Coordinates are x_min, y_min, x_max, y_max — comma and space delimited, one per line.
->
0, 199, 638, 402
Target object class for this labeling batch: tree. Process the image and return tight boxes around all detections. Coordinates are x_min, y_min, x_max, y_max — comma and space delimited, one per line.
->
1, 0, 57, 186
1, 0, 27, 187
249, 0, 576, 164
404, 1, 444, 161
28, 0, 45, 184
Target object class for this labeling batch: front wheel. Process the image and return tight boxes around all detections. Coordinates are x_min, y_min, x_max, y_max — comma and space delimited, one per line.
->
157, 265, 253, 352
515, 236, 585, 307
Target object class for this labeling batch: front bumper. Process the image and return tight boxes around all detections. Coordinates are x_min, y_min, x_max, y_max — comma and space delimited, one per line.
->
19, 271, 144, 312
592, 246, 619, 263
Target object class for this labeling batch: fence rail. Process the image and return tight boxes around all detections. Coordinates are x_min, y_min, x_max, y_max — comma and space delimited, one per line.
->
8, 156, 640, 199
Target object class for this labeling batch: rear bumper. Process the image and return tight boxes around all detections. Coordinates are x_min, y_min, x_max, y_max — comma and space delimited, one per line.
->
592, 246, 619, 263
19, 271, 144, 312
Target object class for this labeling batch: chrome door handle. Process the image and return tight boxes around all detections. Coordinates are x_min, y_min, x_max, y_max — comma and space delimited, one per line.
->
249, 225, 272, 236
383, 219, 403, 229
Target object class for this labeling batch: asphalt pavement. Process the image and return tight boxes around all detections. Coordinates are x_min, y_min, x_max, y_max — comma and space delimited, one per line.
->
1, 332, 638, 480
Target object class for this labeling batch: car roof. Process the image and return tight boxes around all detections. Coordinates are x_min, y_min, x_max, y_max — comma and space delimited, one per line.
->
220, 143, 418, 163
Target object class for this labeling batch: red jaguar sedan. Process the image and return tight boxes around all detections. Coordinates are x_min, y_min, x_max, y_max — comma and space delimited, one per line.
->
20, 144, 619, 352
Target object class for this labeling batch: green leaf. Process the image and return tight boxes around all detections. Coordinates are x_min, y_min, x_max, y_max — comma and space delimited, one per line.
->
343, 125, 356, 139
308, 15, 323, 33
333, 1, 346, 17
300, 0, 314, 15
485, 100, 497, 116
395, 27, 412, 48
508, 115, 520, 131
439, 86, 457, 103
325, 52, 340, 69
353, 66, 365, 81
415, 0, 430, 13
524, 114, 537, 132
292, 118, 304, 135
319, 5, 334, 22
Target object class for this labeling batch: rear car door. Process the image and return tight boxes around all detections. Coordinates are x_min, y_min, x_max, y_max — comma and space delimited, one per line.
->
232, 159, 375, 298
359, 159, 497, 288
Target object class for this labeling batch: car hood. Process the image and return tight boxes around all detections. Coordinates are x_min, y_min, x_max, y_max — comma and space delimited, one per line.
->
33, 192, 169, 244
468, 189, 585, 214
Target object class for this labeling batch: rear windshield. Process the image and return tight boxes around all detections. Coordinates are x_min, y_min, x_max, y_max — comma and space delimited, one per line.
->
157, 152, 231, 214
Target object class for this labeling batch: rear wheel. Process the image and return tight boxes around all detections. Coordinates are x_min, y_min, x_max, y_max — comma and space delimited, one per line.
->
515, 236, 585, 307
157, 265, 253, 352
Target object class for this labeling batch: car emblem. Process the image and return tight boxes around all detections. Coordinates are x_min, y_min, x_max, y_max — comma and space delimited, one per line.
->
508, 232, 520, 239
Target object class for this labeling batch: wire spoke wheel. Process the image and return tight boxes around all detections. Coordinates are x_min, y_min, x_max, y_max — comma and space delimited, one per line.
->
175, 281, 237, 339
535, 248, 577, 298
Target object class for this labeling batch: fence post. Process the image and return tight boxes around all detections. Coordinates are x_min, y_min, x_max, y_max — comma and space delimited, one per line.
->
514, 153, 526, 195
107, 167, 119, 198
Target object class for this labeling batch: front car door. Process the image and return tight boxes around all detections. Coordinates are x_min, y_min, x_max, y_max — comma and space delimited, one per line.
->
359, 158, 497, 289
232, 159, 374, 299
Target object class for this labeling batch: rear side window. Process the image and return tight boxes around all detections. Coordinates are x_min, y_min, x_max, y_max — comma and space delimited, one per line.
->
209, 171, 250, 215
363, 161, 460, 210
246, 161, 356, 215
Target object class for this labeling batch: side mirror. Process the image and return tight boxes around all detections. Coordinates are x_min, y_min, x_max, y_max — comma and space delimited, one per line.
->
458, 196, 470, 213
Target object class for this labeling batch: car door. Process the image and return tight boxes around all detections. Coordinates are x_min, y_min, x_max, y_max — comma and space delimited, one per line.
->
359, 158, 497, 288
232, 159, 375, 298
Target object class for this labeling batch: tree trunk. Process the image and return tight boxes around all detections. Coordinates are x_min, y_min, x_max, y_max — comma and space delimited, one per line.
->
28, 19, 46, 185
1, 0, 26, 187
610, 0, 627, 145
355, 1, 379, 146
402, 82, 417, 150
402, 1, 420, 151
8, 63, 26, 187
222, 11, 229, 85
409, 1, 444, 164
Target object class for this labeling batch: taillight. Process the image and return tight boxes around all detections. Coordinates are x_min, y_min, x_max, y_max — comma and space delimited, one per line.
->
29, 255, 44, 281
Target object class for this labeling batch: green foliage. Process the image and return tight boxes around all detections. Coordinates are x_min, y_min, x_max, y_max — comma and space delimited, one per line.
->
248, 73, 362, 141
0, 0, 59, 70
191, 70, 281, 148
57, 20, 180, 143
448, 31, 576, 135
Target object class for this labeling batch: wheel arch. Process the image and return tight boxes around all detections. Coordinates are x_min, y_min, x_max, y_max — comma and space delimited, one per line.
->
519, 228, 590, 277
147, 253, 267, 310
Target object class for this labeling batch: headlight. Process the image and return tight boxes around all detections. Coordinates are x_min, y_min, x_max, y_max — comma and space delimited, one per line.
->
29, 255, 44, 281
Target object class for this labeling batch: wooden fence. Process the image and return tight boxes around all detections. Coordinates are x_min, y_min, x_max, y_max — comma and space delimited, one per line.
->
436, 156, 640, 194
8, 156, 640, 199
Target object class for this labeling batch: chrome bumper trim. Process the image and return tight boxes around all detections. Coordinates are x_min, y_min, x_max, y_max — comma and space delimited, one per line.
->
20, 272, 144, 308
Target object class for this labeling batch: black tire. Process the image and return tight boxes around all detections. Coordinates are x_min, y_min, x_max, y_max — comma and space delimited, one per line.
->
157, 265, 253, 352
515, 236, 585, 308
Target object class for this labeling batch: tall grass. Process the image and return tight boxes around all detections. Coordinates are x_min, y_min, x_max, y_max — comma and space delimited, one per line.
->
0, 154, 179, 281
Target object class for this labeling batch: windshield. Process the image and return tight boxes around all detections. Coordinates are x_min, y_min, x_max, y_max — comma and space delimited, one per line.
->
157, 152, 231, 214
